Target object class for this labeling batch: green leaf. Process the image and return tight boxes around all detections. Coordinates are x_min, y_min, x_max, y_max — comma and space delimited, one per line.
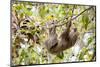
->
82, 15, 90, 30
88, 37, 93, 45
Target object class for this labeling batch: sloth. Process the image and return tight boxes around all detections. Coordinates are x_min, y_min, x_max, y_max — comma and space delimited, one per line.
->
45, 20, 79, 54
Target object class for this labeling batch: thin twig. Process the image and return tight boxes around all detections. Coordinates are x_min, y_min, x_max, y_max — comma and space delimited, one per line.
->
57, 5, 75, 23
71, 5, 75, 19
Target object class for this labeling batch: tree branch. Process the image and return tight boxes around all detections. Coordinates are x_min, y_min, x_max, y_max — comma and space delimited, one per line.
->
55, 6, 94, 27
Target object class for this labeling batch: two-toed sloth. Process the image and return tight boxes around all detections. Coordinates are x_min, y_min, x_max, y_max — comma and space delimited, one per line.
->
45, 20, 79, 54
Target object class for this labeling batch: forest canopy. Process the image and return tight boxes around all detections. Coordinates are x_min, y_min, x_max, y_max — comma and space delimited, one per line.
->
11, 1, 96, 66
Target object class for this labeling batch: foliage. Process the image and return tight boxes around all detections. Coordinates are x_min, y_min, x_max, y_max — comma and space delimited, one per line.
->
11, 1, 96, 66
